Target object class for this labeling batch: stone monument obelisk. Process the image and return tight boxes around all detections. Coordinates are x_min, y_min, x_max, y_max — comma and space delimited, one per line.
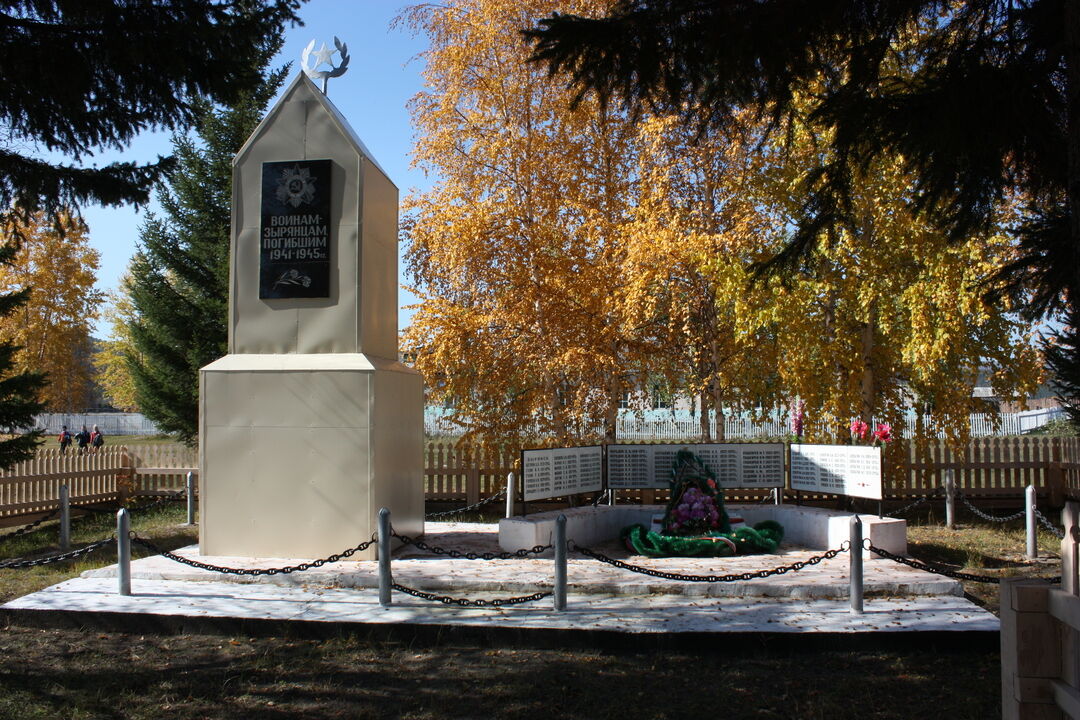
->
198, 50, 424, 559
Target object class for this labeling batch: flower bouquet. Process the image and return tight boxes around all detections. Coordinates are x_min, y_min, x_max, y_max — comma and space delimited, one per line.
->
661, 450, 730, 536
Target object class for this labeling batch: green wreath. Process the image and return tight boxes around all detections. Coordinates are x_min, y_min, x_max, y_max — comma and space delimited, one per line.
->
621, 520, 785, 558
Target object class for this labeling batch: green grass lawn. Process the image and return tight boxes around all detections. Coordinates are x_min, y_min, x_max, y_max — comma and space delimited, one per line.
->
0, 501, 1063, 719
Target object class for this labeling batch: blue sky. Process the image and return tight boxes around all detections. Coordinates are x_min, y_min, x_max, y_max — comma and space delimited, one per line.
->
81, 0, 429, 335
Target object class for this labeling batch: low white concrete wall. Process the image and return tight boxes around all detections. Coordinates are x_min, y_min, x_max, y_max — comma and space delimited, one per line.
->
499, 503, 906, 558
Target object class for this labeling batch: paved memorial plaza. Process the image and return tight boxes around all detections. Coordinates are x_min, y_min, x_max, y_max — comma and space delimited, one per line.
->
2, 521, 1000, 641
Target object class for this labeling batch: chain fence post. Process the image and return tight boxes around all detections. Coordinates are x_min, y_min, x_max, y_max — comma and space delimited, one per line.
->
849, 514, 863, 614
59, 484, 70, 550
1025, 484, 1037, 560
117, 508, 131, 596
378, 507, 392, 606
185, 471, 196, 526
554, 514, 567, 611
505, 472, 515, 519
944, 469, 955, 529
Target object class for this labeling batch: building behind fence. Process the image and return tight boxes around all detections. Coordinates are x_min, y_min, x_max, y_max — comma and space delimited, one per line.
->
25, 406, 1066, 441
425, 407, 1065, 440
30, 413, 162, 436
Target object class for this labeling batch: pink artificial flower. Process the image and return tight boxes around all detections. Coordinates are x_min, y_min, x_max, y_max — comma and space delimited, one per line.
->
873, 423, 892, 444
850, 418, 868, 441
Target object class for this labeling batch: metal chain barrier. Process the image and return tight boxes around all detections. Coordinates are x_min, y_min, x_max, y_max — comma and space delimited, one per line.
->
886, 488, 942, 518
391, 582, 551, 607
425, 487, 506, 520
572, 542, 848, 583
957, 492, 1026, 523
130, 534, 376, 576
0, 508, 60, 543
390, 529, 550, 559
590, 489, 610, 507
867, 542, 1062, 584
0, 537, 116, 569
1034, 508, 1067, 539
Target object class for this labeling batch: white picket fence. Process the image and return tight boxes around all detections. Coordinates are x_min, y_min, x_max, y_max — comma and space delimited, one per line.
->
424, 407, 1065, 439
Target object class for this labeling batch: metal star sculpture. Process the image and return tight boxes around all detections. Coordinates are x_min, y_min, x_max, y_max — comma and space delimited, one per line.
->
302, 37, 350, 95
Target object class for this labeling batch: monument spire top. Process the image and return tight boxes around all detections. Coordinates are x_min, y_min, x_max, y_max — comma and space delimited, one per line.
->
302, 36, 350, 95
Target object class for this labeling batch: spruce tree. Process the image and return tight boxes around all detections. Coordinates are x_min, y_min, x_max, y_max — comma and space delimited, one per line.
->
0, 1, 298, 467
126, 58, 287, 444
0, 0, 300, 234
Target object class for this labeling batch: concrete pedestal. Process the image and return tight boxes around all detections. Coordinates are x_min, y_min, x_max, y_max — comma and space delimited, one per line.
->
200, 354, 422, 559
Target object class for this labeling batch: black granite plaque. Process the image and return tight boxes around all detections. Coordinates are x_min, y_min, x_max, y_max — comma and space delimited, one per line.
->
260, 159, 332, 298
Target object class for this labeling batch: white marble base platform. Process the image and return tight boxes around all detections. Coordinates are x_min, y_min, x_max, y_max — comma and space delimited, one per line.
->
1, 521, 997, 638
3, 576, 998, 636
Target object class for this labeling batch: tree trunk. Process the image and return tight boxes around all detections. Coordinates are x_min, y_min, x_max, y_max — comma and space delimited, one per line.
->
699, 388, 711, 441
712, 340, 725, 440
859, 304, 877, 423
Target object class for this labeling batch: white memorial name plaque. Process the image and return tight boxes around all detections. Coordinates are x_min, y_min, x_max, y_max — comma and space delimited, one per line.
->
606, 443, 785, 490
790, 444, 882, 500
606, 444, 650, 488
522, 446, 603, 501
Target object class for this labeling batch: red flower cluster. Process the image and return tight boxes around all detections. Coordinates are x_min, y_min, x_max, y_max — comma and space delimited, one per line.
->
851, 419, 891, 445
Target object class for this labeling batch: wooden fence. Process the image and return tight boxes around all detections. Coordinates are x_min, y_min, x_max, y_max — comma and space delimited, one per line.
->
885, 436, 1080, 506
3, 437, 1080, 525
425, 442, 517, 505
0, 444, 197, 526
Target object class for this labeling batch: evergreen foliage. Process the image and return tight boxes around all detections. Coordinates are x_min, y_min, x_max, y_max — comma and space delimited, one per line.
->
0, 277, 44, 467
0, 0, 300, 235
126, 57, 287, 444
0, 1, 297, 465
526, 0, 1080, 407
1045, 306, 1080, 426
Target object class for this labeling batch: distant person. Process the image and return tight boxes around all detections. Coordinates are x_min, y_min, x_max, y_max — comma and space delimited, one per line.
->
75, 425, 90, 454
90, 424, 104, 452
58, 425, 72, 454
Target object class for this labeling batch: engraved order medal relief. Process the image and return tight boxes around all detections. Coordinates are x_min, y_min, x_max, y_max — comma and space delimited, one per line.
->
259, 159, 332, 299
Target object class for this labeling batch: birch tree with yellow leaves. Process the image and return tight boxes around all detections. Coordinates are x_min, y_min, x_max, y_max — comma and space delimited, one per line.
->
737, 116, 1044, 445
401, 0, 642, 444
405, 2, 1043, 447
620, 114, 782, 440
92, 274, 140, 412
0, 213, 102, 411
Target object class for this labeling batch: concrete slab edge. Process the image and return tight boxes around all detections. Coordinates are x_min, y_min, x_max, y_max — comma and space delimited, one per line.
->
0, 606, 1001, 653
